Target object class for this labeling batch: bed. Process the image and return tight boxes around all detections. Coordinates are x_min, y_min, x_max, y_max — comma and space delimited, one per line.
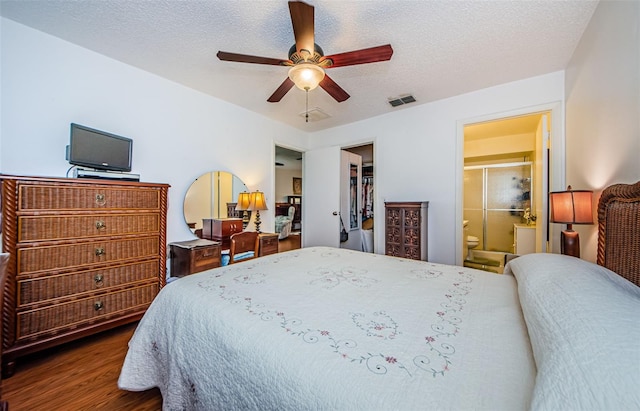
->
119, 181, 640, 410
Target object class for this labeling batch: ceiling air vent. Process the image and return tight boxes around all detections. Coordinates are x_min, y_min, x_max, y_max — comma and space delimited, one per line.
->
298, 107, 330, 122
388, 94, 417, 107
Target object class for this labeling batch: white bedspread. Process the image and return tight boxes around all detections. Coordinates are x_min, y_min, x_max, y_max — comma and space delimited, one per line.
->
119, 247, 535, 410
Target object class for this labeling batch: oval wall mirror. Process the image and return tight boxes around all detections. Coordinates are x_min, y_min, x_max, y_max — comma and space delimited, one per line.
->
183, 171, 249, 234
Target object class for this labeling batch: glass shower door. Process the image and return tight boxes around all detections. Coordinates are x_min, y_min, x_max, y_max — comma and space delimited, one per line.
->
485, 165, 531, 252
464, 162, 532, 253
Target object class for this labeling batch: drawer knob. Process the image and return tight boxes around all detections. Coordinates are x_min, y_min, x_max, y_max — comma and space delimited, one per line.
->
95, 220, 106, 230
95, 193, 106, 205
94, 274, 104, 286
94, 301, 104, 311
95, 247, 105, 256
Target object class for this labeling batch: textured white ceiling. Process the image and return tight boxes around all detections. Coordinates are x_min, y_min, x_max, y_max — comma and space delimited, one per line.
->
0, 0, 598, 132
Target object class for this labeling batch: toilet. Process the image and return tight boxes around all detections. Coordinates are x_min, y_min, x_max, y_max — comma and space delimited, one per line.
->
463, 220, 479, 260
466, 235, 480, 260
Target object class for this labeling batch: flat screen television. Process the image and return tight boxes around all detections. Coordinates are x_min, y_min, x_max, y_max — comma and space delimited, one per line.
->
67, 123, 133, 172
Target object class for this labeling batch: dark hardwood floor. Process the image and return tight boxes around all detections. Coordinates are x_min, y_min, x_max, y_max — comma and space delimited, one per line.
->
2, 237, 301, 410
278, 232, 301, 252
2, 322, 162, 411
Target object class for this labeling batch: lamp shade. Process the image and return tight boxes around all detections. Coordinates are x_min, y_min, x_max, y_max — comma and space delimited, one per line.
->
549, 187, 593, 224
235, 191, 252, 211
288, 63, 325, 91
249, 191, 268, 211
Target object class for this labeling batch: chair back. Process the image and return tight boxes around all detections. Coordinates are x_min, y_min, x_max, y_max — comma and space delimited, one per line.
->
288, 206, 296, 220
229, 231, 259, 264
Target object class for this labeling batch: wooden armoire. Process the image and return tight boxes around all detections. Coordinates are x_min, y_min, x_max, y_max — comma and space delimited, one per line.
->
384, 201, 429, 261
0, 175, 169, 376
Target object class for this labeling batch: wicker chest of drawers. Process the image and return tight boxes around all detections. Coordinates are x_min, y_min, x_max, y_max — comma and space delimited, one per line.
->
0, 175, 169, 376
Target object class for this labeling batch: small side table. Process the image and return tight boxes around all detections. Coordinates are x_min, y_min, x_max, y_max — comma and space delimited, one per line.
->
258, 233, 279, 257
170, 239, 221, 277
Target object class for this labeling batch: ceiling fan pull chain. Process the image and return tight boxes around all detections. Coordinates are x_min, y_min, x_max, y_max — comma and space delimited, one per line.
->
305, 89, 309, 123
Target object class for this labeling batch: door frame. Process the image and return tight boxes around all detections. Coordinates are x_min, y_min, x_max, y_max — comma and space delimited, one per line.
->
455, 101, 565, 265
340, 140, 376, 252
339, 149, 363, 251
272, 142, 305, 238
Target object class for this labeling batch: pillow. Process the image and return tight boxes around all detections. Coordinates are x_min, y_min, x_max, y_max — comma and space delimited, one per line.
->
506, 254, 640, 410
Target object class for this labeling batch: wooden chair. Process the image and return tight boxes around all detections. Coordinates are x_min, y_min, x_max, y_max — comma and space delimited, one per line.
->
228, 231, 259, 264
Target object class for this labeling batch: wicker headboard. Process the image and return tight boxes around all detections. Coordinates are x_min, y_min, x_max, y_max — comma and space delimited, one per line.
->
597, 181, 640, 287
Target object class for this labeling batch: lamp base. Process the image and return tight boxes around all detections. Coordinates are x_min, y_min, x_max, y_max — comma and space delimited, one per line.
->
561, 229, 580, 258
254, 210, 262, 234
242, 211, 250, 230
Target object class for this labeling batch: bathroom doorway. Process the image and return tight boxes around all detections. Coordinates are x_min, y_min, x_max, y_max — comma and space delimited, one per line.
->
463, 112, 550, 272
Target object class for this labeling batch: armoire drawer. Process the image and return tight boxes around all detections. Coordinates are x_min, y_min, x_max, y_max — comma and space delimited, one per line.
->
17, 260, 159, 306
17, 236, 160, 275
18, 213, 161, 242
16, 283, 158, 341
192, 246, 221, 268
18, 184, 162, 211
259, 233, 279, 256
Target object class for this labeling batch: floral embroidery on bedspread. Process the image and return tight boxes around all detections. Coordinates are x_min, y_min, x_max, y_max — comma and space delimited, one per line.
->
197, 253, 475, 378
307, 266, 379, 288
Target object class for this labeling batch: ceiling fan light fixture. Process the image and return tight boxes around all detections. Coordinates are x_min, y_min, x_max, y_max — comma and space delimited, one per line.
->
288, 63, 325, 91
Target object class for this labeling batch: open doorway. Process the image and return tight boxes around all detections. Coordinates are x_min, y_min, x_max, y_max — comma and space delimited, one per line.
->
463, 112, 550, 273
343, 143, 374, 253
275, 145, 303, 251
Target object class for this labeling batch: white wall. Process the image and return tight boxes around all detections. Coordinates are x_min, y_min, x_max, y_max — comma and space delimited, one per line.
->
0, 18, 308, 247
565, 0, 640, 263
309, 72, 564, 264
275, 168, 302, 203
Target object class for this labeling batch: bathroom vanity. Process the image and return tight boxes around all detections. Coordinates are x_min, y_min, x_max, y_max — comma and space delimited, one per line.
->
513, 224, 536, 255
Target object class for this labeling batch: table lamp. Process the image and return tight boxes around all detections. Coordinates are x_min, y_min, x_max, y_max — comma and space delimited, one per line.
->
235, 191, 252, 230
249, 191, 268, 233
549, 185, 593, 258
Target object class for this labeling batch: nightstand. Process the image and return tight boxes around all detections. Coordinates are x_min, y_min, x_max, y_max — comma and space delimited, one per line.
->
258, 233, 279, 257
170, 239, 221, 277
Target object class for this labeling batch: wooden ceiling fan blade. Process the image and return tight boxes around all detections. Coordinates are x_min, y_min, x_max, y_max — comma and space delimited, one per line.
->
268, 78, 295, 102
217, 51, 288, 66
322, 44, 393, 68
319, 74, 350, 102
289, 1, 315, 57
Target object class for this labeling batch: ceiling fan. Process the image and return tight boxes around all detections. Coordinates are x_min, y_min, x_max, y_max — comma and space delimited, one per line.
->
217, 1, 393, 104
